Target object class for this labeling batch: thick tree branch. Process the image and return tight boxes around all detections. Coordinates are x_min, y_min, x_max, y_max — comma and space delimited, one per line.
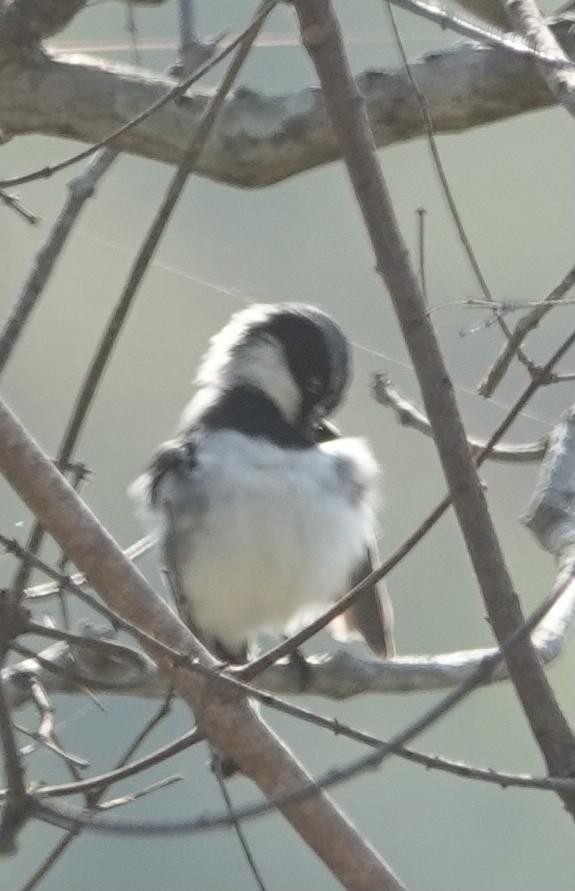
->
502, 2, 575, 111
0, 0, 85, 47
5, 569, 575, 706
1, 24, 574, 188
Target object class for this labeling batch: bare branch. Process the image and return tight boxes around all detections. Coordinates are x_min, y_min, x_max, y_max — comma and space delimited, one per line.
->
0, 149, 116, 374
502, 0, 575, 116
372, 373, 548, 462
97, 775, 183, 811
0, 190, 38, 224
18, 676, 88, 769
479, 262, 575, 396
523, 403, 575, 558
294, 0, 575, 813
174, 0, 225, 75
1, 19, 575, 188
23, 534, 154, 601
6, 546, 575, 705
0, 2, 407, 877
28, 574, 573, 837
0, 0, 85, 47
211, 761, 268, 891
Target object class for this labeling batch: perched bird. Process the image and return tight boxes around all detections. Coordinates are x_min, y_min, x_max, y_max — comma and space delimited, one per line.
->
132, 302, 394, 665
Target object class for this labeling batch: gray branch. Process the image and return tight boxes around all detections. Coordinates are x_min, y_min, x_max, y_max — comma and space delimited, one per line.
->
372, 373, 548, 462
0, 0, 85, 45
523, 404, 575, 561
1, 21, 574, 188
5, 570, 575, 705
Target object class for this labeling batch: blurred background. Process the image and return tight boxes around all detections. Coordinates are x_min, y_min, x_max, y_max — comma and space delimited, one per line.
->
1, 0, 574, 888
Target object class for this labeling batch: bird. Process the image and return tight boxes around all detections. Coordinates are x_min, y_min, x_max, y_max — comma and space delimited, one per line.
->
131, 302, 395, 668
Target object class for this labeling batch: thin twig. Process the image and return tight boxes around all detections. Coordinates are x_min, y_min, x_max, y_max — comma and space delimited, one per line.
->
125, 0, 142, 68
383, 1, 530, 372
387, 0, 572, 61
24, 534, 154, 600
8, 6, 276, 600
479, 262, 575, 396
212, 762, 268, 891
0, 6, 276, 192
298, 0, 575, 807
97, 775, 183, 811
20, 676, 88, 768
0, 532, 126, 626
24, 621, 153, 676
0, 191, 39, 225
18, 690, 177, 891
23, 726, 201, 802
175, 0, 223, 74
30, 562, 575, 835
372, 373, 548, 462
0, 149, 117, 378
416, 207, 427, 305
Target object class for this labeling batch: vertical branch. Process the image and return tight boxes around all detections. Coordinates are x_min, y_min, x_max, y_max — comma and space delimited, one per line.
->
0, 607, 28, 854
382, 0, 526, 368
178, 0, 196, 63
293, 0, 575, 804
0, 674, 27, 853
415, 207, 427, 304
175, 0, 223, 75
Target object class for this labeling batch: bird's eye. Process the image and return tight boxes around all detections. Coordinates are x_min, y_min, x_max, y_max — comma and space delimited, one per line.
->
305, 376, 322, 396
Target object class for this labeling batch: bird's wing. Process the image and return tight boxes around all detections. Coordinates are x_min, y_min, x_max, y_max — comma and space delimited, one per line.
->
146, 438, 201, 624
313, 421, 395, 660
330, 548, 395, 660
146, 436, 249, 665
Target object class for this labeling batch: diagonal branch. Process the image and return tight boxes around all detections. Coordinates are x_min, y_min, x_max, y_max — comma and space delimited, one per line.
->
293, 0, 575, 815
502, 0, 575, 110
0, 382, 405, 889
8, 0, 280, 601
479, 261, 575, 397
0, 149, 117, 377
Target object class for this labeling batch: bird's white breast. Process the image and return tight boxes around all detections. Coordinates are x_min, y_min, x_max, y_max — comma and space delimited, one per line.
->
152, 430, 379, 653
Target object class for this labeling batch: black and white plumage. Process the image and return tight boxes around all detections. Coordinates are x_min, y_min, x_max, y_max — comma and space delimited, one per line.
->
132, 302, 395, 663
